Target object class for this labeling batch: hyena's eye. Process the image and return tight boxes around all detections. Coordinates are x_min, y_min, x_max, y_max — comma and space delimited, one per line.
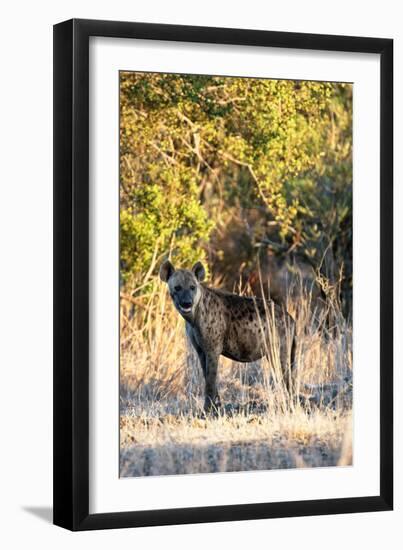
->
174, 285, 182, 292
190, 285, 196, 291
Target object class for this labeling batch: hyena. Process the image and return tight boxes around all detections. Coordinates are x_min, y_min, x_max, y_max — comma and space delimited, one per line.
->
160, 260, 296, 412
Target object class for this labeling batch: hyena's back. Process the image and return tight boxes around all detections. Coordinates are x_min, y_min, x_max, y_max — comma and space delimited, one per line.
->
208, 289, 293, 364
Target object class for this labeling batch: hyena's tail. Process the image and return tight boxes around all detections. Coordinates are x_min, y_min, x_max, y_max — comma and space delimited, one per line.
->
287, 320, 298, 395
290, 329, 297, 373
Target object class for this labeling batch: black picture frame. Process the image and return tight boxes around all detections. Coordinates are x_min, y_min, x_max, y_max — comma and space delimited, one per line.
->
53, 18, 393, 531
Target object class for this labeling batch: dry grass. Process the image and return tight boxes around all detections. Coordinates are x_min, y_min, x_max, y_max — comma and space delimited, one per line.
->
120, 277, 352, 477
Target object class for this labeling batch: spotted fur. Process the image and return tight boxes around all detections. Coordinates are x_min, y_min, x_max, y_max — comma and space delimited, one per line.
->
160, 260, 296, 412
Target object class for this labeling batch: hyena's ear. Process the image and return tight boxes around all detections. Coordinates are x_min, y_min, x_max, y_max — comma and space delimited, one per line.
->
160, 260, 175, 282
192, 261, 206, 282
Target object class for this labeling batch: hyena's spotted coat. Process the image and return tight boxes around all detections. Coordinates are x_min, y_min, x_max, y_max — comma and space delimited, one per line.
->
160, 261, 296, 412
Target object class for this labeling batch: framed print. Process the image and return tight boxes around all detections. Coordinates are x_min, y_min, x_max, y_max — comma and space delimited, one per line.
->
53, 19, 393, 530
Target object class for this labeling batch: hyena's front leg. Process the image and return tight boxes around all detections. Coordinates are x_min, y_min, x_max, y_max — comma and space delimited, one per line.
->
204, 351, 221, 412
186, 327, 208, 380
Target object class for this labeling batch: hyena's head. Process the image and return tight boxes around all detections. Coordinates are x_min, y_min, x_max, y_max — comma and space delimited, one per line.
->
159, 261, 206, 318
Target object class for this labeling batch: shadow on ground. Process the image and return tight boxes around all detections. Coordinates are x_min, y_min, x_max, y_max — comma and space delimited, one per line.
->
120, 438, 344, 478
22, 506, 53, 524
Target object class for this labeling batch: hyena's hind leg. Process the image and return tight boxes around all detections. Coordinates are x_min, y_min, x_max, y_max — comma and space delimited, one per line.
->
278, 316, 297, 396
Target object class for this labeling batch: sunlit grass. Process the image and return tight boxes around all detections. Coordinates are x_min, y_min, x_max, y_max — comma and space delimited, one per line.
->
120, 276, 352, 477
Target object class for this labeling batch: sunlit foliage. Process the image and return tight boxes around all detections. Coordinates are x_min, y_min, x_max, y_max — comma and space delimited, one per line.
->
120, 72, 352, 300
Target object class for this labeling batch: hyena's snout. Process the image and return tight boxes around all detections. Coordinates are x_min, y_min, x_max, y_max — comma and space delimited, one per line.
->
179, 301, 193, 311
178, 292, 193, 313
